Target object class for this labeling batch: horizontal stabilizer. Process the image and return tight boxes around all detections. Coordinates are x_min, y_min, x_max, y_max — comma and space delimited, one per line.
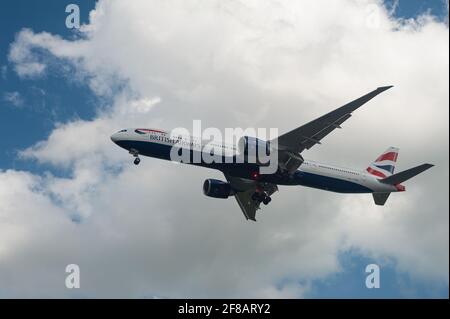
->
380, 164, 434, 185
373, 192, 390, 205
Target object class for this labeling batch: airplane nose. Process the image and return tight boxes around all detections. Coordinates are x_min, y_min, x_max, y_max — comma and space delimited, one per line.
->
110, 133, 119, 143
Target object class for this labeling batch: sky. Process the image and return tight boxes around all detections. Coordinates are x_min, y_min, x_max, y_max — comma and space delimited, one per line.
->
0, 0, 448, 298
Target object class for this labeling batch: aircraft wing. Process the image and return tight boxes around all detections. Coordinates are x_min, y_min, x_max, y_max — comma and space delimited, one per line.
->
273, 86, 393, 153
224, 174, 278, 221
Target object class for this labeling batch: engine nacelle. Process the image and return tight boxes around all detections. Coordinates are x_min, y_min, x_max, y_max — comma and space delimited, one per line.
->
203, 179, 233, 199
282, 152, 304, 173
237, 136, 271, 164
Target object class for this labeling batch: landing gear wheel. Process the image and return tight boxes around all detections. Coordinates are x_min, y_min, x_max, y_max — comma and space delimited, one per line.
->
130, 149, 140, 165
252, 191, 271, 205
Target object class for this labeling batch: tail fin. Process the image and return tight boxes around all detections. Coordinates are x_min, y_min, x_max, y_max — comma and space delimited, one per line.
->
380, 163, 434, 185
366, 147, 399, 179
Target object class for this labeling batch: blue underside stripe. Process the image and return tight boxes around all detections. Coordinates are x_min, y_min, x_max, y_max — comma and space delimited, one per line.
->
294, 171, 373, 193
116, 140, 373, 194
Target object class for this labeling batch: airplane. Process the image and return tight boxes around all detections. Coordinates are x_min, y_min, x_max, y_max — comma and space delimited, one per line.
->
111, 86, 434, 221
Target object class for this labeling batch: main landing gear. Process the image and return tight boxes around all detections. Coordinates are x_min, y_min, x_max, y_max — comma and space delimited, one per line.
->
129, 148, 140, 165
252, 191, 272, 205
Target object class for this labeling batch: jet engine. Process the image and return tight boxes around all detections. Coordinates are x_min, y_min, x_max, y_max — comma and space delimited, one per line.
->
203, 179, 234, 199
237, 136, 271, 164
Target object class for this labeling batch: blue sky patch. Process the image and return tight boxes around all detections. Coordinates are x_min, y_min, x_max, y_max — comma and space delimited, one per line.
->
306, 249, 449, 298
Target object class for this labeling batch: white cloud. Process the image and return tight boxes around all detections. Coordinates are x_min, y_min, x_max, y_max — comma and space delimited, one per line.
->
1, 0, 448, 297
127, 97, 161, 114
7, 29, 48, 77
3, 91, 24, 107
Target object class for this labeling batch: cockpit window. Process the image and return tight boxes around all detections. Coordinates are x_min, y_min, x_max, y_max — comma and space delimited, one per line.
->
118, 129, 127, 133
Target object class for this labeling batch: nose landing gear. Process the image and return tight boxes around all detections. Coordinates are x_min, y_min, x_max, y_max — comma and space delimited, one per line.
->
129, 149, 140, 165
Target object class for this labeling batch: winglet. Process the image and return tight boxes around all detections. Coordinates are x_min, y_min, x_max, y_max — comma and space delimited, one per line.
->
377, 85, 394, 92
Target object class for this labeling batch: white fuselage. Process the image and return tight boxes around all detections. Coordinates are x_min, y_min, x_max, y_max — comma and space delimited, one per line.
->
111, 128, 401, 194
